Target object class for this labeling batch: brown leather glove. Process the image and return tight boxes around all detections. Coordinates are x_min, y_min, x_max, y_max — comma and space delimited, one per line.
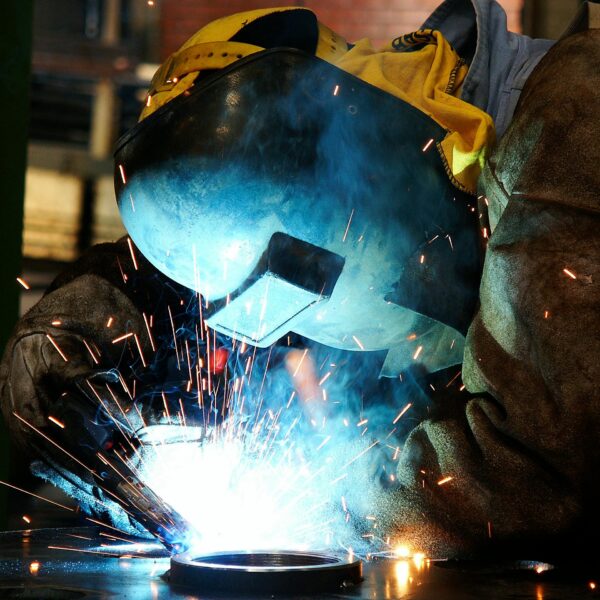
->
381, 29, 600, 562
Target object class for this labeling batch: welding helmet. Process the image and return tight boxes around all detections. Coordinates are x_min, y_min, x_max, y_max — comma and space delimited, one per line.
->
114, 8, 484, 376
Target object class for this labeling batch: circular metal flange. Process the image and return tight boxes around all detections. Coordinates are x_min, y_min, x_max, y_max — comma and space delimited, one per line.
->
170, 550, 363, 593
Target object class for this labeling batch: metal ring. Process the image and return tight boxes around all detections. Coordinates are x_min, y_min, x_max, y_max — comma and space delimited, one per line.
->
170, 550, 363, 593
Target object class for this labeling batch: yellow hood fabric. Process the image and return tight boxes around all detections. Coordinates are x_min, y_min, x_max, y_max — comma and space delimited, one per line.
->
142, 9, 495, 194
333, 29, 495, 193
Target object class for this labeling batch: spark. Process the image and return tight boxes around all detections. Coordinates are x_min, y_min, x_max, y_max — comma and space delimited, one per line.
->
413, 345, 423, 360
563, 268, 577, 280
22, 515, 31, 524
45, 334, 68, 362
544, 310, 550, 319
356, 419, 368, 427
0, 479, 74, 512
333, 84, 340, 96
133, 333, 147, 367
437, 476, 453, 485
351, 335, 364, 350
12, 412, 99, 479
393, 403, 412, 424
118, 164, 127, 184
420, 254, 425, 264
343, 440, 379, 468
48, 415, 65, 429
16, 277, 30, 289
316, 435, 331, 451
422, 138, 434, 152
106, 316, 114, 328
83, 339, 99, 364
51, 320, 62, 326
342, 209, 355, 242
127, 237, 139, 270
318, 371, 331, 386
290, 348, 309, 377
112, 332, 134, 344
29, 561, 40, 574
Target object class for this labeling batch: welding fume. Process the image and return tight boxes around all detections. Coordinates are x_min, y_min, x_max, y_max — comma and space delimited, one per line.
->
1, 0, 600, 573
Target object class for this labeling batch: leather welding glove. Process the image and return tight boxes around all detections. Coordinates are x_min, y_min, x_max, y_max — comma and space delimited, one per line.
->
0, 239, 156, 447
381, 29, 600, 562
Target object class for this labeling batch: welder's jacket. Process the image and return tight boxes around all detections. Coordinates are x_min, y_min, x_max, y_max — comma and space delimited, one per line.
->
385, 15, 600, 560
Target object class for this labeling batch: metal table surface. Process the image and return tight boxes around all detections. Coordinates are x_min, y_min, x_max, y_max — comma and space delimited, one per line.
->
0, 527, 595, 599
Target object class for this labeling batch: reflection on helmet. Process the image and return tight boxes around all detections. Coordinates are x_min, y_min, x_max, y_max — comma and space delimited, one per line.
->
114, 10, 486, 376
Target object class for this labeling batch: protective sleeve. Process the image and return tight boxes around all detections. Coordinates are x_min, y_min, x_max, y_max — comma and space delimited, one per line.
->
382, 29, 600, 561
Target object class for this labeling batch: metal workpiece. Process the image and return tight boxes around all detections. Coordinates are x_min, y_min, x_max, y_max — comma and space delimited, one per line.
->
169, 550, 363, 593
0, 527, 594, 599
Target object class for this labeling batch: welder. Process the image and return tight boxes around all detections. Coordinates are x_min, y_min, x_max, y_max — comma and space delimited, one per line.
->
1, 0, 599, 563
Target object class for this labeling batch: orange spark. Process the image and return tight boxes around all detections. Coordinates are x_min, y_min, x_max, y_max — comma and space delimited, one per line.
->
48, 416, 65, 429
563, 268, 577, 280
437, 476, 453, 485
127, 237, 139, 270
16, 277, 30, 290
393, 403, 412, 424
111, 332, 134, 344
45, 334, 68, 362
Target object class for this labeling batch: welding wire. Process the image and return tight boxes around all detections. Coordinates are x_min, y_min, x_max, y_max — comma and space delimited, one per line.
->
167, 305, 181, 370
13, 412, 100, 479
0, 479, 75, 511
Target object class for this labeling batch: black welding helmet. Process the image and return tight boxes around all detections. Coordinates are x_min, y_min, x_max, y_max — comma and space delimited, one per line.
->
113, 8, 485, 376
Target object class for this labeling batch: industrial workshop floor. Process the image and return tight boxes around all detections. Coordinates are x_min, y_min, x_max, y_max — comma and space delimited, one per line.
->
0, 526, 596, 599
